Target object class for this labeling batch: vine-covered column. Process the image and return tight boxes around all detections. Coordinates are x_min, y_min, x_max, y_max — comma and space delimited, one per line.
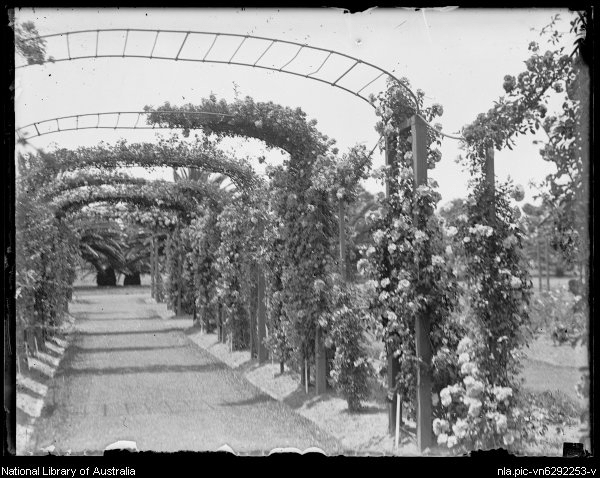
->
150, 235, 156, 299
256, 267, 268, 363
410, 114, 434, 451
384, 133, 400, 435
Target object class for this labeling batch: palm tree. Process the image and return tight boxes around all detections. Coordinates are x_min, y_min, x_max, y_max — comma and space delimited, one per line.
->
76, 220, 127, 286
121, 227, 154, 286
173, 167, 229, 188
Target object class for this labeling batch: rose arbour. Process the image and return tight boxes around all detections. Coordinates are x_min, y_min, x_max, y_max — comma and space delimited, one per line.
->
14, 12, 588, 455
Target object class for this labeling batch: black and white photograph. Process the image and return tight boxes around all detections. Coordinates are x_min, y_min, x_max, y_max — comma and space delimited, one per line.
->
10, 7, 592, 457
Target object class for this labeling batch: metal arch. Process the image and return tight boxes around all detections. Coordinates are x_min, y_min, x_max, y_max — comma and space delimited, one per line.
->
15, 110, 234, 140
64, 200, 194, 223
16, 110, 466, 143
55, 196, 191, 217
15, 28, 420, 113
52, 184, 211, 214
45, 175, 228, 203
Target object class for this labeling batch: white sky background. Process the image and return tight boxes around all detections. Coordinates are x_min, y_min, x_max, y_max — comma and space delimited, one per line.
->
14, 7, 578, 207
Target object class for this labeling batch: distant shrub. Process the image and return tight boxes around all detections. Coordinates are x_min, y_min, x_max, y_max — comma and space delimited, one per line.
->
529, 286, 586, 344
321, 281, 374, 412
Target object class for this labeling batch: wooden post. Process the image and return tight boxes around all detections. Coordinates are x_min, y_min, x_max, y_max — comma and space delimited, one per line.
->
545, 235, 551, 291
249, 299, 254, 357
305, 358, 309, 394
339, 199, 347, 281
385, 133, 399, 435
315, 326, 327, 394
537, 234, 543, 292
315, 197, 340, 395
411, 114, 433, 452
217, 303, 222, 342
150, 237, 156, 299
176, 237, 183, 316
485, 146, 495, 221
395, 393, 401, 450
155, 238, 160, 300
385, 134, 395, 198
387, 354, 400, 435
257, 268, 267, 363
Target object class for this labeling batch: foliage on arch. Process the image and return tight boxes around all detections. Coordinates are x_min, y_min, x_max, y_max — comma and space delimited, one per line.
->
66, 202, 183, 231
145, 95, 336, 162
21, 134, 258, 189
50, 180, 222, 219
40, 171, 150, 200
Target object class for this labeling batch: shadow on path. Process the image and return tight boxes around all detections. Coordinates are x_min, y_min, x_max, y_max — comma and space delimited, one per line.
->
220, 394, 274, 407
77, 328, 185, 336
68, 345, 189, 354
58, 362, 228, 376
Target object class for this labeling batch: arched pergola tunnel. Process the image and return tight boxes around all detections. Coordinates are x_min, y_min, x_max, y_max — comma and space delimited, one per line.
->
15, 28, 500, 453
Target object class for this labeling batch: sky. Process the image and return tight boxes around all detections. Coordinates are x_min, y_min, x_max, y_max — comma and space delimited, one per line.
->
13, 7, 579, 207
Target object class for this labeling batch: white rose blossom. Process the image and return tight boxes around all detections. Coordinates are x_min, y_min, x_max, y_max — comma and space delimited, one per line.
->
457, 337, 473, 354
446, 226, 458, 238
492, 386, 513, 401
463, 376, 484, 397
458, 352, 470, 365
356, 259, 369, 273
509, 276, 522, 289
495, 413, 508, 433
452, 419, 469, 439
373, 230, 385, 244
503, 432, 515, 446
464, 397, 482, 417
414, 231, 428, 242
397, 279, 411, 290
432, 255, 445, 266
440, 387, 453, 407
503, 235, 518, 248
460, 361, 478, 376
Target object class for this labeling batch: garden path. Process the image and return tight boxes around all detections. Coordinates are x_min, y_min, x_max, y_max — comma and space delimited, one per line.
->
30, 287, 340, 454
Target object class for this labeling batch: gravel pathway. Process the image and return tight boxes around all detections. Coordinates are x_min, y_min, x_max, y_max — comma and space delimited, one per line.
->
30, 288, 340, 455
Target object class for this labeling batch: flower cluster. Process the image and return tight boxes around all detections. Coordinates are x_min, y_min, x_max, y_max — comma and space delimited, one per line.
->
360, 155, 460, 410
434, 337, 522, 452
447, 178, 532, 387
213, 198, 265, 350
317, 280, 375, 411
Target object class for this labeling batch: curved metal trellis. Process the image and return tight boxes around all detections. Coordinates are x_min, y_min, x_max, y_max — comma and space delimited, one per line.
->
15, 110, 234, 141
15, 111, 465, 144
16, 30, 468, 143
16, 28, 420, 111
